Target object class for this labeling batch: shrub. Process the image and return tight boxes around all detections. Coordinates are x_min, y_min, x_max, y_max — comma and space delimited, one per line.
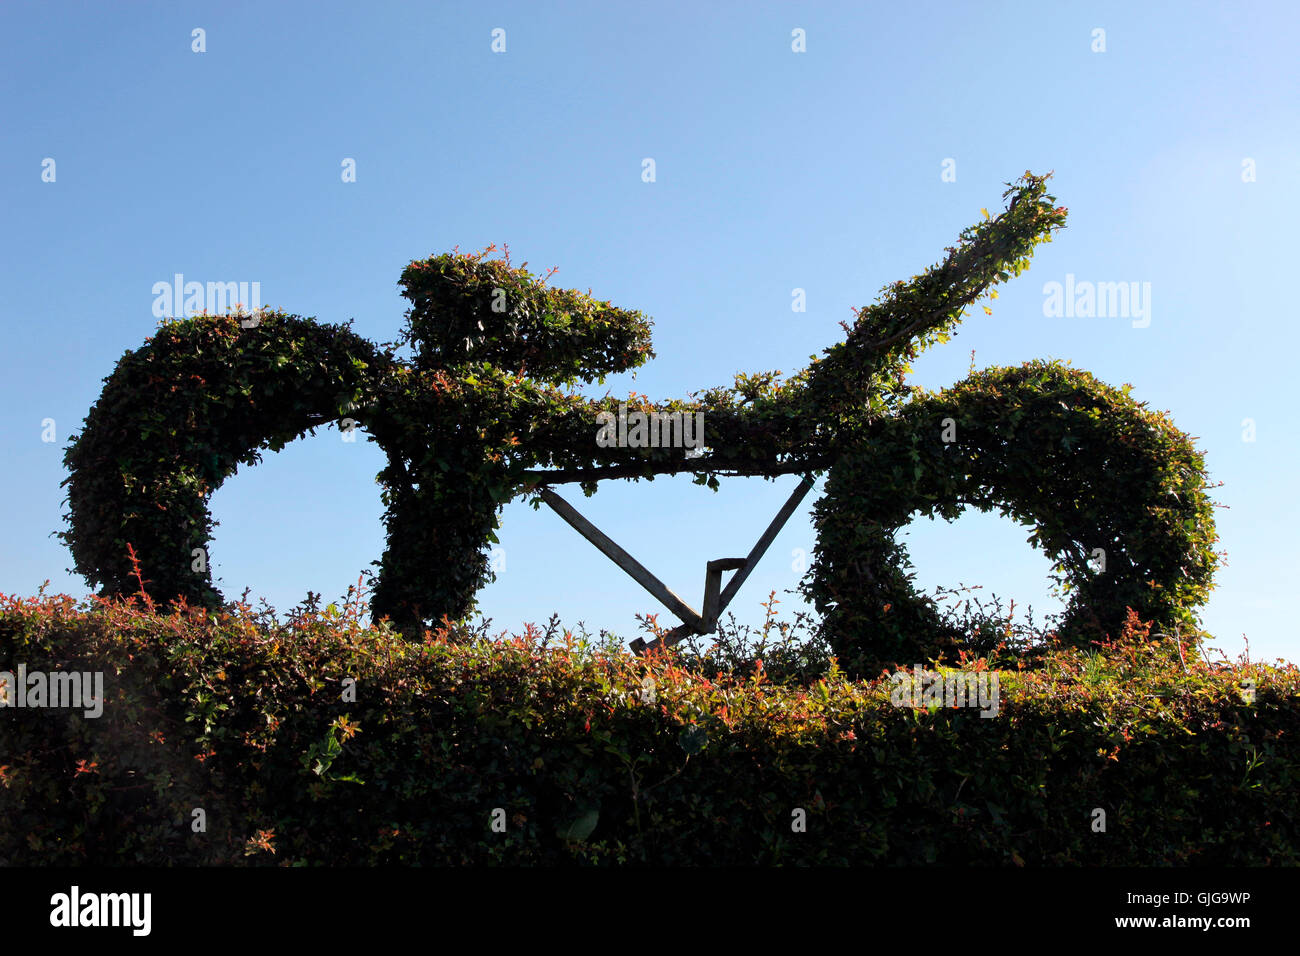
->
807, 360, 1220, 676
2, 590, 1292, 866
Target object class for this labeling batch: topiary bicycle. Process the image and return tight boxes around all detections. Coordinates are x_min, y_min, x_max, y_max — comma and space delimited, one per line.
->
59, 172, 1218, 676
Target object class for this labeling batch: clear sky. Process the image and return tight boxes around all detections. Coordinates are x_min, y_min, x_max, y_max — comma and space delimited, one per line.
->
3, 0, 1296, 664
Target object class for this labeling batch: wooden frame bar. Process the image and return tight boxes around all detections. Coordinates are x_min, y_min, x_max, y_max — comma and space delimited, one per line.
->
717, 475, 815, 611
539, 488, 704, 630
539, 476, 817, 656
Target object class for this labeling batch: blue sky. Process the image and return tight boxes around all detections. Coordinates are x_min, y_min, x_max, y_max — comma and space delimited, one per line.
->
2, 0, 1296, 664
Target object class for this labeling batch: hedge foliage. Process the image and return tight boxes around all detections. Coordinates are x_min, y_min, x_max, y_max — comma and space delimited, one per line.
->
2, 591, 1293, 866
57, 172, 1219, 671
808, 360, 1220, 676
58, 314, 392, 613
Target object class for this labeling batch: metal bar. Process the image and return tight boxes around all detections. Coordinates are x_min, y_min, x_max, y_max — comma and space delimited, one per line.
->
716, 475, 816, 611
540, 487, 704, 631
631, 476, 816, 655
630, 622, 695, 656
521, 456, 831, 486
702, 558, 745, 630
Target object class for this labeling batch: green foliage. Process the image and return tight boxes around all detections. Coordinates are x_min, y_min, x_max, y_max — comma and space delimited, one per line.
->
56, 173, 1218, 667
58, 313, 393, 613
397, 245, 655, 385
1, 593, 1293, 865
801, 172, 1069, 426
807, 360, 1221, 675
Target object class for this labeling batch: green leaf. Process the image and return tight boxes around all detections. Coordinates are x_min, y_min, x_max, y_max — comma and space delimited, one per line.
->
557, 808, 599, 843
679, 725, 708, 755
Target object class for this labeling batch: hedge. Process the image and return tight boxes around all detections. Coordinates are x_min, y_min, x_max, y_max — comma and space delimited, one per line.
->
61, 172, 1224, 668
1, 590, 1293, 865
